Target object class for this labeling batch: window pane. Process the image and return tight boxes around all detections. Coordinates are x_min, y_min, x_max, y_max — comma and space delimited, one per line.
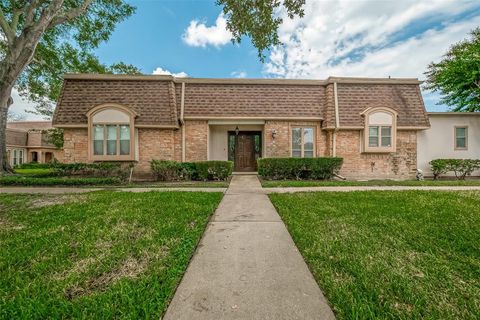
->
381, 137, 392, 147
381, 126, 391, 137
292, 128, 301, 151
120, 125, 130, 139
94, 125, 104, 140
107, 125, 117, 155
19, 150, 23, 164
94, 141, 103, 155
303, 128, 314, 154
292, 150, 302, 158
455, 127, 466, 138
304, 150, 314, 158
369, 126, 379, 147
456, 138, 466, 149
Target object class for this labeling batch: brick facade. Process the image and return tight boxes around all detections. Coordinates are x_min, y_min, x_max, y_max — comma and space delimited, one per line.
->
63, 128, 88, 163
185, 120, 208, 161
335, 130, 417, 179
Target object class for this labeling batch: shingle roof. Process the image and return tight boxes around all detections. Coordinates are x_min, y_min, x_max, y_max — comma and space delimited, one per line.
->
323, 83, 430, 128
53, 77, 178, 127
52, 74, 429, 129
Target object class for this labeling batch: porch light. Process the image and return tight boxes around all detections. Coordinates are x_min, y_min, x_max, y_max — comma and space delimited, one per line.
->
235, 126, 240, 135
272, 129, 277, 140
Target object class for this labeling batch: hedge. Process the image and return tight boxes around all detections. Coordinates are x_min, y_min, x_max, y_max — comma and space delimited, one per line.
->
150, 160, 233, 181
257, 157, 343, 180
430, 159, 480, 180
0, 176, 121, 186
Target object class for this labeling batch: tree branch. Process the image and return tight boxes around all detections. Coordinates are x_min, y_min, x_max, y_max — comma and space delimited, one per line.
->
49, 0, 94, 28
0, 8, 14, 44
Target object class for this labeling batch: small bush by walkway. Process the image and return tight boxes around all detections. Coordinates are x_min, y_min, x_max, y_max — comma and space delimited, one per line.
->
270, 191, 480, 319
0, 191, 223, 319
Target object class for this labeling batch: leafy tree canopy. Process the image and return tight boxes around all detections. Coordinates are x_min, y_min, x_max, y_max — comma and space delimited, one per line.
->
424, 27, 480, 112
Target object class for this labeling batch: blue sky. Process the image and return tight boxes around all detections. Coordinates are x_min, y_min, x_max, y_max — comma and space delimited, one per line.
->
10, 0, 480, 119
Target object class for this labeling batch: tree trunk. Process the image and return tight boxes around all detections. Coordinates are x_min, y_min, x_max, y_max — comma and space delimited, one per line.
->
0, 84, 14, 175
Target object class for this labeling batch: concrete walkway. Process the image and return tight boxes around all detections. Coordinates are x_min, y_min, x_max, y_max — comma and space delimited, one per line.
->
163, 175, 335, 320
0, 187, 227, 194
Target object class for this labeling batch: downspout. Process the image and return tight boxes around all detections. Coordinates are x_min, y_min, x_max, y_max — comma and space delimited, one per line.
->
332, 82, 340, 157
180, 82, 186, 162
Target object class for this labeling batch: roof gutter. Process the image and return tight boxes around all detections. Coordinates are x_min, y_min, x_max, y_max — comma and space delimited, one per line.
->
332, 82, 340, 157
180, 82, 186, 162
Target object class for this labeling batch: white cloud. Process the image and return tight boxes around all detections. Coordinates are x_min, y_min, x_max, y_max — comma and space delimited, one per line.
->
152, 67, 188, 77
183, 13, 232, 47
8, 89, 44, 121
263, 0, 480, 110
231, 70, 247, 78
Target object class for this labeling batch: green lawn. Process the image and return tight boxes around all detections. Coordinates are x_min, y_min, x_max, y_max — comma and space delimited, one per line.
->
269, 191, 480, 319
0, 191, 223, 319
262, 179, 480, 187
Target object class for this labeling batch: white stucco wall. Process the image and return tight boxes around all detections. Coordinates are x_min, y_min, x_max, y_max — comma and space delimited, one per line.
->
208, 124, 264, 161
417, 113, 480, 176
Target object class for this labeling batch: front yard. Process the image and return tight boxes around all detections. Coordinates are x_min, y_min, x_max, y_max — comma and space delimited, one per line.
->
270, 191, 480, 319
0, 191, 223, 319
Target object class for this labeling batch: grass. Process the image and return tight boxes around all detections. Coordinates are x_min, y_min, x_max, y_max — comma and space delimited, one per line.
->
261, 179, 480, 187
269, 191, 480, 319
0, 191, 223, 319
0, 176, 121, 186
14, 168, 55, 176
128, 180, 229, 188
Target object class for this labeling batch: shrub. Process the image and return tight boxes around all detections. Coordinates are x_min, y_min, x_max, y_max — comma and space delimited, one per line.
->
150, 160, 233, 181
52, 162, 133, 181
150, 160, 191, 181
258, 157, 343, 180
429, 159, 480, 180
194, 161, 233, 181
0, 176, 121, 186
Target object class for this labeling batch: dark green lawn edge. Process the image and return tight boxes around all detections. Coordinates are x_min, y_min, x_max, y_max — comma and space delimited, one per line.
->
261, 179, 480, 187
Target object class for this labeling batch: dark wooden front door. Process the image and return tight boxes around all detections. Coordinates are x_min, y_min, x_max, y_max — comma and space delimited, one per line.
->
228, 131, 261, 172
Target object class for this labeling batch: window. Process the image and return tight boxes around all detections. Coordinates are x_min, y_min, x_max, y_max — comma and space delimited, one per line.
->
455, 127, 468, 149
362, 107, 397, 153
12, 149, 24, 166
292, 127, 315, 158
368, 126, 392, 147
92, 124, 130, 156
87, 104, 136, 161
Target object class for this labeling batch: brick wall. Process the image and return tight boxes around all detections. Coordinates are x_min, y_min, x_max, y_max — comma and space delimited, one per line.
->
185, 120, 208, 161
63, 128, 88, 163
135, 128, 175, 177
335, 130, 417, 179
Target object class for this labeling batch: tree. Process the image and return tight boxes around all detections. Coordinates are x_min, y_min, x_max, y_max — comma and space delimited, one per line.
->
424, 27, 480, 112
0, 0, 305, 174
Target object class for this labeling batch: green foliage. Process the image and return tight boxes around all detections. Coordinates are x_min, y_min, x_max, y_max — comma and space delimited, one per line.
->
429, 159, 480, 180
150, 160, 233, 181
0, 191, 222, 318
217, 0, 305, 60
424, 27, 480, 111
42, 128, 64, 149
258, 157, 343, 180
270, 191, 480, 319
194, 161, 233, 181
0, 176, 120, 186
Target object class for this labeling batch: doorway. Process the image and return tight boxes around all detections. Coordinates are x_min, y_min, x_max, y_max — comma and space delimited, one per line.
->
228, 131, 262, 172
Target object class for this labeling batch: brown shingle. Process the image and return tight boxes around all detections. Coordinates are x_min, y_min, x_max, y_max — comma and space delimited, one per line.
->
53, 79, 178, 127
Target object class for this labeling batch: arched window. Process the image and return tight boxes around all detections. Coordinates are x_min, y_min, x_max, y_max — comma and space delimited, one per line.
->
87, 104, 136, 161
361, 107, 397, 153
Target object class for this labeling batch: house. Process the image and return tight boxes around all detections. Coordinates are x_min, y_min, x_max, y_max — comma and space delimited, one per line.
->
52, 74, 430, 179
6, 121, 63, 166
417, 112, 480, 177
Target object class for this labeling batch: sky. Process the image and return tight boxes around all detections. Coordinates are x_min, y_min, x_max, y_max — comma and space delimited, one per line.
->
10, 0, 480, 120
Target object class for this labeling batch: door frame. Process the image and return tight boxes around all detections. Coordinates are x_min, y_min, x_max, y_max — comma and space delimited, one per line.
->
228, 131, 262, 172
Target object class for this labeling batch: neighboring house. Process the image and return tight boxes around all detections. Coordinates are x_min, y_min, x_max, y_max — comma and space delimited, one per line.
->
6, 121, 63, 166
52, 74, 431, 179
418, 112, 480, 177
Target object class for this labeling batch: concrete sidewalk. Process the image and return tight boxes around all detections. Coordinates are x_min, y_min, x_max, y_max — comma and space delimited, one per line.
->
0, 187, 227, 194
265, 185, 480, 193
163, 175, 334, 320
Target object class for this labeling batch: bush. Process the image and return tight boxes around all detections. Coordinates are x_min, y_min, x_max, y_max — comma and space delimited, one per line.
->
258, 157, 343, 180
194, 161, 233, 181
429, 159, 480, 180
150, 160, 233, 181
0, 176, 121, 186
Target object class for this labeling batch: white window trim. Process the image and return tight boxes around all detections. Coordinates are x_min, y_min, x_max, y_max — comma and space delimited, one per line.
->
361, 107, 397, 153
454, 126, 468, 150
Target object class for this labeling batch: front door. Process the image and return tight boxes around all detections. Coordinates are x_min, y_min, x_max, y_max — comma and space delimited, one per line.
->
228, 131, 262, 172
